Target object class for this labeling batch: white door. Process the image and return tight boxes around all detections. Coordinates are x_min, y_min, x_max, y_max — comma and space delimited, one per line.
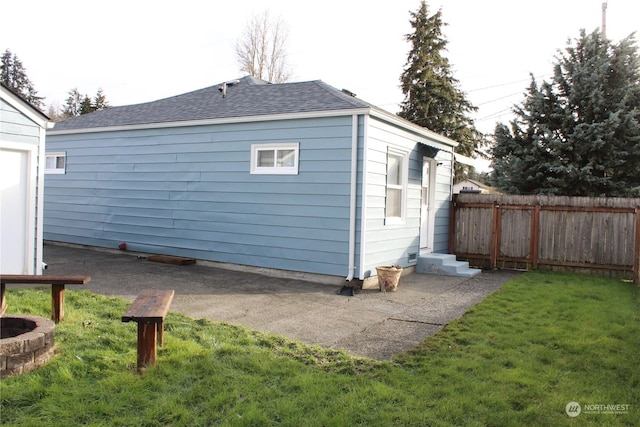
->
0, 148, 30, 273
419, 158, 436, 253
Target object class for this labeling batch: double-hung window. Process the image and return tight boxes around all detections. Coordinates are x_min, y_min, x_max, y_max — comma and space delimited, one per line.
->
250, 143, 299, 175
385, 148, 408, 223
45, 152, 66, 174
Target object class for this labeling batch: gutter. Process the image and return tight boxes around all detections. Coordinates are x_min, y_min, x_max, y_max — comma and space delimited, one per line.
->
48, 108, 371, 136
346, 114, 358, 281
48, 106, 460, 153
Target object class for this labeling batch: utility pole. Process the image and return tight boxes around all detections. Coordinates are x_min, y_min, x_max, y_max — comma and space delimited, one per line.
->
601, 1, 608, 38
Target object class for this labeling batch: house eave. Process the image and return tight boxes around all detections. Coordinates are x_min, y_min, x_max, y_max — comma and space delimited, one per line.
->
48, 107, 461, 153
48, 108, 372, 135
368, 108, 458, 151
454, 153, 476, 166
1, 84, 51, 129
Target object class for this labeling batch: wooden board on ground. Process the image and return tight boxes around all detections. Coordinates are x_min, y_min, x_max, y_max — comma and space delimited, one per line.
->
147, 255, 196, 266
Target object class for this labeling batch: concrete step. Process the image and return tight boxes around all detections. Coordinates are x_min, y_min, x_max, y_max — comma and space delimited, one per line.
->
416, 253, 482, 278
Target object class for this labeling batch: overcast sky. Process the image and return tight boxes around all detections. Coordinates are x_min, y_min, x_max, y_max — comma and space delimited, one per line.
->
3, 0, 638, 146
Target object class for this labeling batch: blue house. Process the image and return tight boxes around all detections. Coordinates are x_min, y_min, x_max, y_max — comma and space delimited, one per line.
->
1, 84, 51, 275
44, 76, 467, 285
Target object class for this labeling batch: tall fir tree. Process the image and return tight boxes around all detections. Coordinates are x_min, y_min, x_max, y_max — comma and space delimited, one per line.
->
61, 87, 110, 120
491, 30, 640, 196
398, 1, 482, 180
93, 88, 109, 111
0, 49, 44, 109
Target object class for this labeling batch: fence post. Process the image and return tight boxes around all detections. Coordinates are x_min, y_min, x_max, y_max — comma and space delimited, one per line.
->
490, 201, 501, 269
449, 198, 456, 254
530, 204, 540, 270
634, 207, 640, 284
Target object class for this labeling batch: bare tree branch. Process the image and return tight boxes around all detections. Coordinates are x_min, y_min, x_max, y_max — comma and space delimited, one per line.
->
235, 11, 291, 83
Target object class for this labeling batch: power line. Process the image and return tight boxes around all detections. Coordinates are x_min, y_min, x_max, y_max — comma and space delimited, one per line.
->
465, 73, 552, 93
364, 74, 553, 110
475, 107, 514, 122
476, 91, 524, 106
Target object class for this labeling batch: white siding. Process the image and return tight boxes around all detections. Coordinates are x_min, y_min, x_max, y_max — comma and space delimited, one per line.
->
0, 95, 47, 274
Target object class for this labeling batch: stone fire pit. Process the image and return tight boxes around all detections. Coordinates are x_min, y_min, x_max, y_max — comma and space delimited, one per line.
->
0, 315, 55, 377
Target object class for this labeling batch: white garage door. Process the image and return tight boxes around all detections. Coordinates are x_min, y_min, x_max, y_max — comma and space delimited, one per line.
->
0, 147, 30, 274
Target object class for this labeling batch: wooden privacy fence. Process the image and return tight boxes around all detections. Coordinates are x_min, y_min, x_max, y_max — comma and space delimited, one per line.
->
449, 194, 640, 283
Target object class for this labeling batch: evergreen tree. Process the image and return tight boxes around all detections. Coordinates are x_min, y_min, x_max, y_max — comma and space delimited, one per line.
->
490, 30, 640, 196
79, 94, 94, 115
93, 88, 109, 111
61, 87, 110, 119
0, 49, 44, 108
62, 88, 83, 118
399, 1, 483, 180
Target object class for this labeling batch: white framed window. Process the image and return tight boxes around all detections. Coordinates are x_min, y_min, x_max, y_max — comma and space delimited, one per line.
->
45, 152, 66, 174
250, 143, 299, 175
385, 148, 408, 224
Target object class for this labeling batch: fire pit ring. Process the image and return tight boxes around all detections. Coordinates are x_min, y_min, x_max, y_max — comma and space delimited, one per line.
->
0, 315, 55, 377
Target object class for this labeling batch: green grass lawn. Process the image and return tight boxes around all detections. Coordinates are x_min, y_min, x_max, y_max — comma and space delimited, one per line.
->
1, 271, 638, 426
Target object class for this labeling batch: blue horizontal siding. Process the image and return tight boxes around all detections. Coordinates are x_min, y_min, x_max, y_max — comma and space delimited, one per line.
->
44, 116, 355, 276
361, 117, 453, 275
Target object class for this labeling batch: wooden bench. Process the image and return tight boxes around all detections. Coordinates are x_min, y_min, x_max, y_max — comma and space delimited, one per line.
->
0, 275, 91, 323
122, 289, 174, 370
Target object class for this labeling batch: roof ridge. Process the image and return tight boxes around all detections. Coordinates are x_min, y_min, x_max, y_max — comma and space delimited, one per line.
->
239, 75, 270, 85
310, 80, 368, 108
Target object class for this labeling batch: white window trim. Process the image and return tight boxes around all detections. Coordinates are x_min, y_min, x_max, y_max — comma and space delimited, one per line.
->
385, 147, 409, 225
45, 151, 66, 174
250, 143, 299, 175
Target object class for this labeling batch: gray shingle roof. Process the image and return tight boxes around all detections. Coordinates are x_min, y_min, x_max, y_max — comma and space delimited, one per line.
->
52, 76, 374, 131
